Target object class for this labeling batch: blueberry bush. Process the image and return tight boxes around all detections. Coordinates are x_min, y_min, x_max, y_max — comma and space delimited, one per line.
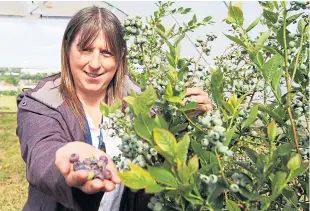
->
101, 2, 309, 210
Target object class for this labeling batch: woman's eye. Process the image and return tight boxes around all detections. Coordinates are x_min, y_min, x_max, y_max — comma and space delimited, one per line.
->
101, 50, 112, 56
82, 48, 92, 52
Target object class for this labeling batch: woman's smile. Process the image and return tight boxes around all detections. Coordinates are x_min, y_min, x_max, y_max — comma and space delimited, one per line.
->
83, 70, 105, 79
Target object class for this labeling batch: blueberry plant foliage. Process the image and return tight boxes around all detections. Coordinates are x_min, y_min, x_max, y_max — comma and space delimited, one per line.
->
100, 2, 309, 211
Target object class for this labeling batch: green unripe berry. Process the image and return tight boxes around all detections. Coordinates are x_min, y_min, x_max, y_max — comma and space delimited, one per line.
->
87, 170, 95, 180
230, 183, 239, 192
150, 148, 157, 156
154, 202, 163, 211
289, 41, 296, 48
300, 64, 307, 70
209, 174, 218, 183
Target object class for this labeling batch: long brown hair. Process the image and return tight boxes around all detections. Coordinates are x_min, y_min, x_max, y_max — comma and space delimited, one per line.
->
60, 6, 128, 135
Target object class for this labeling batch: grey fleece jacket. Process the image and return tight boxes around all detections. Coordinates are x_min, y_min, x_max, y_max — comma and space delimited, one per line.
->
16, 73, 144, 211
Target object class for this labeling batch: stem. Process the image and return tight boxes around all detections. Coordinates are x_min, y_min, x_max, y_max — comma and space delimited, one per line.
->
182, 111, 207, 134
291, 33, 304, 83
190, 47, 205, 83
140, 45, 151, 74
282, 7, 300, 154
215, 150, 229, 190
247, 78, 262, 107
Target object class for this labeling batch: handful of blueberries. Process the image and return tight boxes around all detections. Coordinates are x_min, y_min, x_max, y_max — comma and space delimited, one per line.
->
69, 153, 112, 181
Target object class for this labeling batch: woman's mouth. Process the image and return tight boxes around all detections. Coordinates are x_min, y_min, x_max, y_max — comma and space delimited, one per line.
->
83, 71, 104, 78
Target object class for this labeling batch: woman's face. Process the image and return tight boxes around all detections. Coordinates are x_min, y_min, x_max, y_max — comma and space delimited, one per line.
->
69, 30, 118, 97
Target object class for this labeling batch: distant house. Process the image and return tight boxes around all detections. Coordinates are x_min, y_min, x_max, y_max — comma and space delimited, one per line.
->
0, 80, 18, 91
18, 79, 38, 90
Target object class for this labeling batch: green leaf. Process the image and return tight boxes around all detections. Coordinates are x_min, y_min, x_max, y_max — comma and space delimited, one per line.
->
211, 69, 224, 108
272, 171, 287, 194
167, 96, 185, 105
287, 13, 303, 26
134, 114, 158, 145
282, 186, 298, 207
226, 199, 241, 211
203, 16, 212, 23
183, 193, 203, 205
234, 161, 260, 179
148, 166, 178, 187
287, 154, 301, 171
298, 18, 306, 34
267, 120, 278, 142
227, 5, 244, 26
174, 33, 185, 47
191, 140, 219, 174
176, 133, 190, 162
277, 27, 291, 48
275, 143, 293, 156
123, 96, 135, 105
165, 82, 173, 99
153, 128, 177, 158
100, 103, 109, 117
250, 52, 264, 70
181, 8, 191, 14
241, 105, 258, 129
262, 9, 278, 23
170, 123, 188, 134
222, 101, 234, 114
166, 24, 175, 38
253, 30, 271, 54
263, 54, 284, 84
156, 23, 165, 32
258, 104, 285, 124
224, 34, 247, 48
177, 162, 190, 183
166, 51, 176, 68
246, 16, 261, 32
286, 162, 309, 182
109, 99, 122, 113
245, 147, 259, 163
145, 184, 165, 193
223, 126, 236, 146
188, 155, 199, 175
155, 114, 168, 130
178, 102, 200, 111
155, 28, 167, 40
118, 164, 156, 189
133, 86, 157, 115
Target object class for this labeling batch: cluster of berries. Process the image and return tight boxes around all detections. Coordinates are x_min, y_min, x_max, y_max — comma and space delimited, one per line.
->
195, 33, 217, 56
290, 1, 309, 10
105, 109, 160, 169
147, 196, 164, 211
69, 153, 111, 181
200, 174, 218, 184
196, 111, 234, 157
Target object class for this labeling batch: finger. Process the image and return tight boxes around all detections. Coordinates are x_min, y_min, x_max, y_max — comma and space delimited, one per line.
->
186, 88, 208, 97
197, 104, 213, 112
80, 179, 116, 194
105, 159, 121, 184
190, 95, 212, 105
66, 169, 89, 187
55, 151, 71, 176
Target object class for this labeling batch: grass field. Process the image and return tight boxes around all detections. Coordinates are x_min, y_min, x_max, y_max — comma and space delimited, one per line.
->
0, 113, 28, 211
0, 96, 17, 113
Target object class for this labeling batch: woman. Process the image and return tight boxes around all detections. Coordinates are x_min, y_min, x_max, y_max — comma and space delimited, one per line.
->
17, 6, 212, 211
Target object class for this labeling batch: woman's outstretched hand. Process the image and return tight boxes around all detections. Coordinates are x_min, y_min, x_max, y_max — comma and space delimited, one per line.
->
185, 87, 213, 112
55, 142, 121, 194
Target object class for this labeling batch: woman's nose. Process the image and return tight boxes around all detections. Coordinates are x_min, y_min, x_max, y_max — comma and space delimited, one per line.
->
89, 51, 101, 69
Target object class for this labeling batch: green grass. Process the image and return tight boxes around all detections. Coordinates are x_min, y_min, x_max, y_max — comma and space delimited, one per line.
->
0, 96, 17, 113
0, 113, 28, 211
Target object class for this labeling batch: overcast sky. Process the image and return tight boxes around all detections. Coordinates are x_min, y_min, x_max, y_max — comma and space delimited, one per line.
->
0, 1, 264, 70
